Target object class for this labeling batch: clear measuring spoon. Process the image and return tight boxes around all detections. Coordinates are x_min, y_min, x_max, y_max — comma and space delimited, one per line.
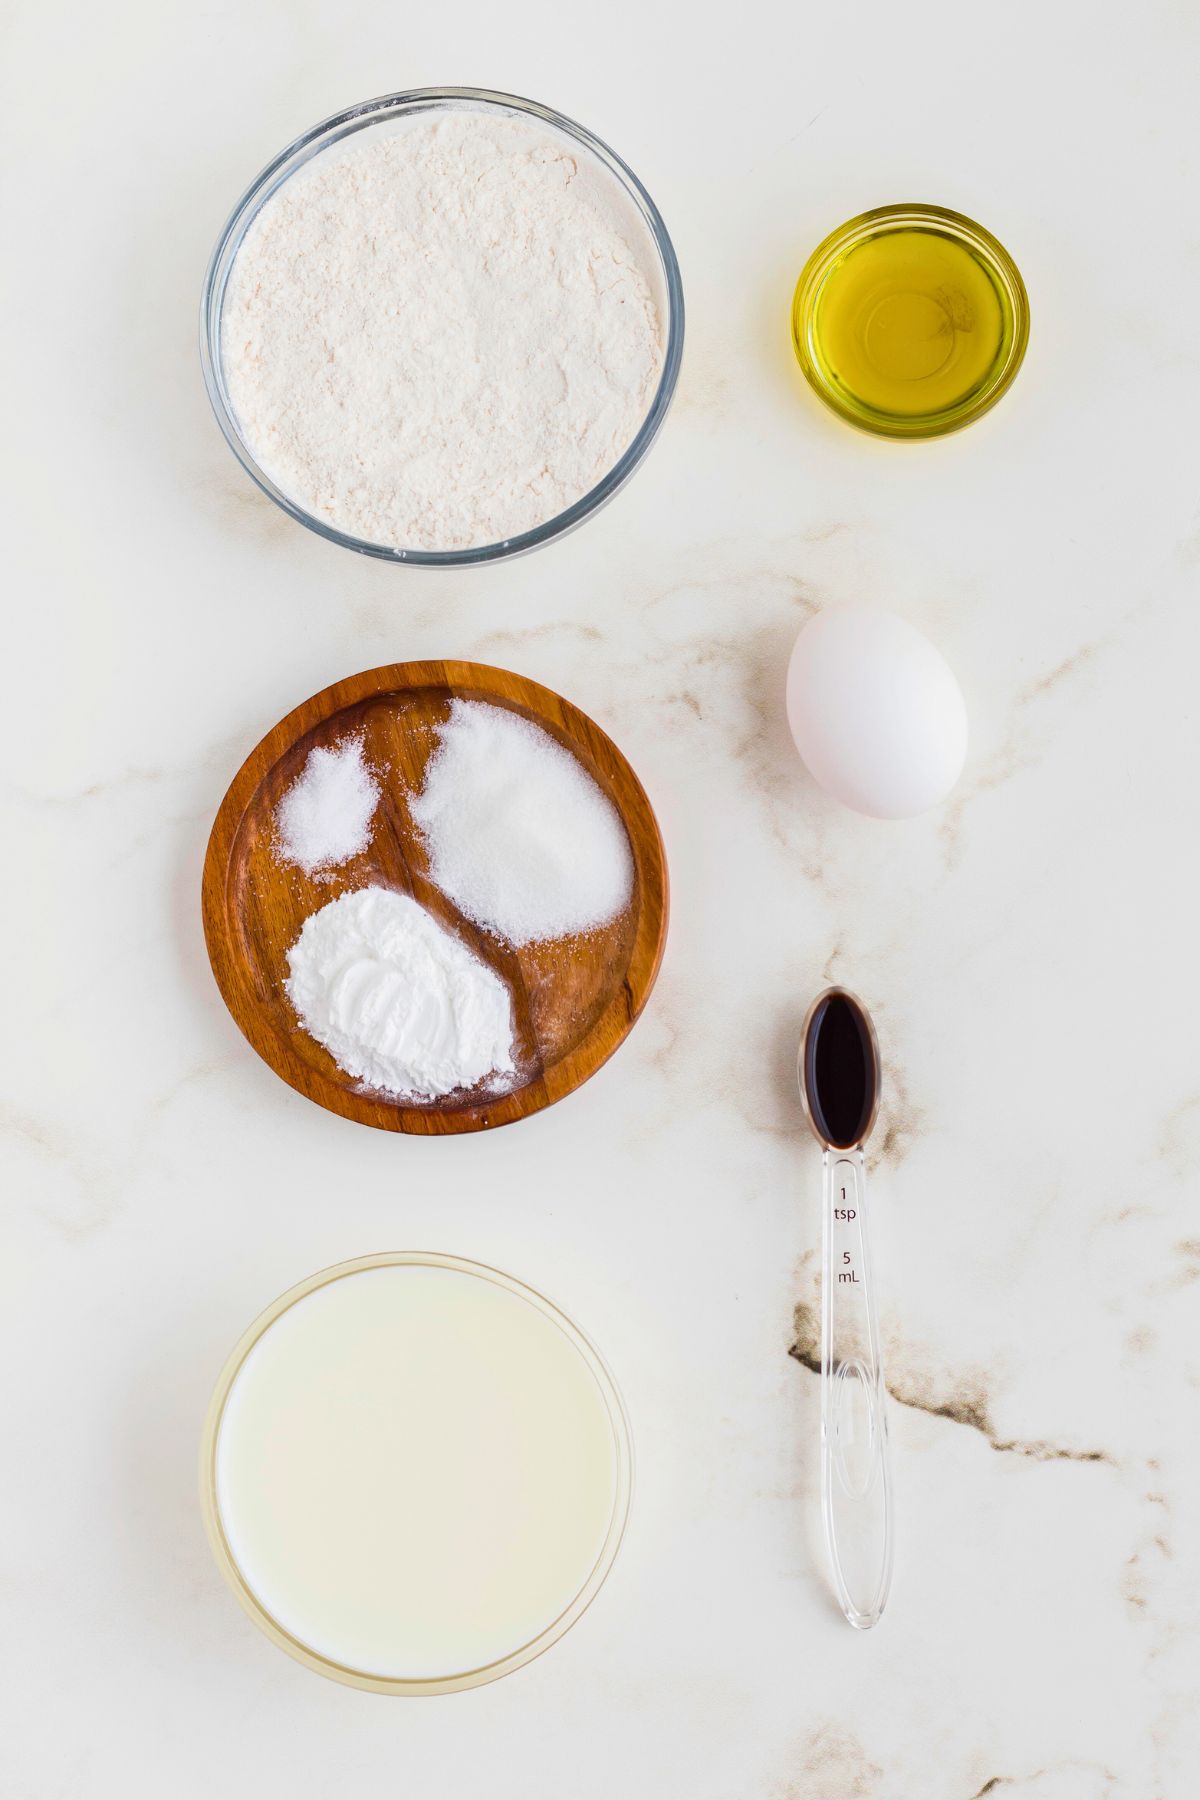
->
799, 987, 893, 1629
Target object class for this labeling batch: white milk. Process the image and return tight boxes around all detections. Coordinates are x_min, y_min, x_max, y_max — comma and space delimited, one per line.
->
210, 1259, 626, 1684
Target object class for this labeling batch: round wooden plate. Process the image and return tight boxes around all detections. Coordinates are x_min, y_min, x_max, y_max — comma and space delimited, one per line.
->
202, 661, 668, 1135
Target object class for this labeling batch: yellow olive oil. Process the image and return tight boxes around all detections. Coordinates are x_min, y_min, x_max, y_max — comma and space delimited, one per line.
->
792, 206, 1029, 439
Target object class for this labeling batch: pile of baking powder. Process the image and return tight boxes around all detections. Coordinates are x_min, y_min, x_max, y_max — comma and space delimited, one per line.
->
285, 887, 515, 1098
223, 107, 666, 551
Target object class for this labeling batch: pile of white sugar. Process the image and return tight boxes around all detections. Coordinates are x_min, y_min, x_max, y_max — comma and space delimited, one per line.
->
411, 700, 634, 944
222, 107, 667, 552
275, 737, 379, 874
286, 887, 515, 1099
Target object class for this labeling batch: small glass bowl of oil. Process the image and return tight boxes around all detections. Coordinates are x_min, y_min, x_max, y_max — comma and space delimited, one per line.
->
791, 204, 1029, 440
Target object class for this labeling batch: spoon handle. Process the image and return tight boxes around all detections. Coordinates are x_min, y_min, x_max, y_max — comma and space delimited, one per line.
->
820, 1147, 893, 1628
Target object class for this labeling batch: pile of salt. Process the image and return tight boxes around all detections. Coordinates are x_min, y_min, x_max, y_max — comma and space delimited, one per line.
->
275, 736, 380, 875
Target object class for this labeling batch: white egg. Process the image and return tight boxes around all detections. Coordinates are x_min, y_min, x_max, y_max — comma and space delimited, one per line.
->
786, 608, 967, 819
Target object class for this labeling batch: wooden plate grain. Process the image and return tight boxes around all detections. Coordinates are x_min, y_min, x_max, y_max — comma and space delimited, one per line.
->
202, 661, 668, 1135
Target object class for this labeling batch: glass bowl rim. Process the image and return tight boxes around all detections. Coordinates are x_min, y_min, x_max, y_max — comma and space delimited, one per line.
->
199, 86, 684, 566
791, 201, 1030, 440
199, 1250, 634, 1695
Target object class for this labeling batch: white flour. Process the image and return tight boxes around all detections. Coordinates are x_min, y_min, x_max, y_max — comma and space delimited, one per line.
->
285, 887, 515, 1099
411, 700, 634, 944
222, 107, 666, 551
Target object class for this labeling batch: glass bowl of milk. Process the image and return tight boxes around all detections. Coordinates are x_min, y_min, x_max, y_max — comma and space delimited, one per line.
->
200, 1252, 632, 1693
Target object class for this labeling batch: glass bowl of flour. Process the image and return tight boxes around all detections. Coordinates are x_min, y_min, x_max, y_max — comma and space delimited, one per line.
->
201, 89, 683, 565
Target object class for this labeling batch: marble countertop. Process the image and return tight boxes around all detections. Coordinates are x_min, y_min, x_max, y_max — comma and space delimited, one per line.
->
4, 3, 1199, 1795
